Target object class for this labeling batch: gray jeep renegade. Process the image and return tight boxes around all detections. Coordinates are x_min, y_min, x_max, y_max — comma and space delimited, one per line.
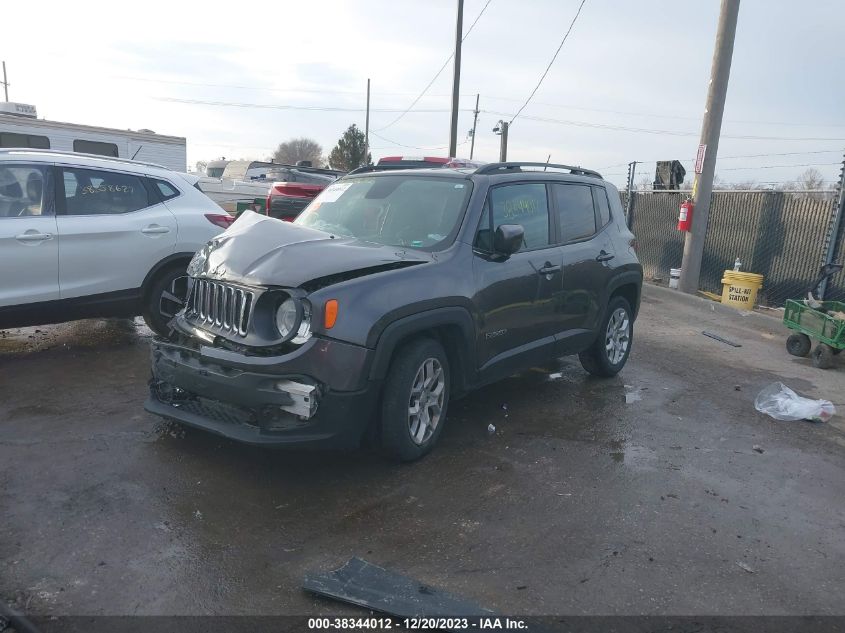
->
145, 162, 642, 461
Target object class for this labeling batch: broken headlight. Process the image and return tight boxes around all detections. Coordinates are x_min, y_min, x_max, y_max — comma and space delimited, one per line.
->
275, 297, 312, 344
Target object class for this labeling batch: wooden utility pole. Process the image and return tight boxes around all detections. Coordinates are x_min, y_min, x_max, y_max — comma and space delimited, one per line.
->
498, 121, 508, 162
448, 0, 464, 157
469, 93, 480, 159
678, 0, 741, 294
364, 78, 371, 166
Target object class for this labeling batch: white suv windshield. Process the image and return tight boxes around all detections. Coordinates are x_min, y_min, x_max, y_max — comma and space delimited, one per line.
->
294, 175, 473, 251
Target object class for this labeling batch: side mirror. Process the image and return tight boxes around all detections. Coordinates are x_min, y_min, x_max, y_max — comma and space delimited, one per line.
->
493, 224, 524, 255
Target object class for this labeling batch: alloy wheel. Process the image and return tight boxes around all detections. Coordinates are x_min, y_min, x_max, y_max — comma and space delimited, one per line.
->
159, 275, 190, 320
407, 357, 445, 445
605, 307, 631, 365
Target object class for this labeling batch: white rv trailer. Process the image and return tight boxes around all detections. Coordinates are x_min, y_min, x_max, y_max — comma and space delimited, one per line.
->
0, 102, 186, 172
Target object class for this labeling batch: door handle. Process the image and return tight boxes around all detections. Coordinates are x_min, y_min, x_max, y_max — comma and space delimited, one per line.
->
141, 225, 171, 235
15, 232, 53, 243
596, 251, 615, 262
538, 263, 561, 275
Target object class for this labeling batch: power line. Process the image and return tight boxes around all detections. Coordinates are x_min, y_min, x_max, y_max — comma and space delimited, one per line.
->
115, 75, 364, 95
157, 96, 472, 114
120, 71, 844, 130
483, 110, 845, 141
719, 161, 841, 171
718, 149, 844, 160
509, 0, 587, 125
374, 0, 493, 132
369, 130, 471, 151
481, 94, 845, 128
117, 74, 486, 99
598, 150, 844, 170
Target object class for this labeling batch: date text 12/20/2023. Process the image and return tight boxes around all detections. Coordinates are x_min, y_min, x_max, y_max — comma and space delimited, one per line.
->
307, 617, 529, 630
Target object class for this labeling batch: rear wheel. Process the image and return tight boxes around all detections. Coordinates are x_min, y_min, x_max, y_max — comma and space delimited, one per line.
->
811, 343, 835, 369
143, 266, 189, 337
786, 333, 812, 357
579, 296, 633, 377
379, 338, 450, 462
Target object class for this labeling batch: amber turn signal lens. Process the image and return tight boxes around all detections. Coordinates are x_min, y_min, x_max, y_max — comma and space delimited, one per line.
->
324, 300, 338, 329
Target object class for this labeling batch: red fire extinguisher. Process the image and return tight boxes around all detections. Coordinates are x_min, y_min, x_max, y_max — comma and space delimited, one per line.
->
678, 198, 693, 232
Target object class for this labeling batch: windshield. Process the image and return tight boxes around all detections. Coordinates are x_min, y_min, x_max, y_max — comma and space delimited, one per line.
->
293, 175, 473, 251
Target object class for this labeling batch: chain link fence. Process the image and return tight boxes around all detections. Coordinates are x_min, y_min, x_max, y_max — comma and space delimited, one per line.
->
825, 205, 845, 302
623, 189, 841, 307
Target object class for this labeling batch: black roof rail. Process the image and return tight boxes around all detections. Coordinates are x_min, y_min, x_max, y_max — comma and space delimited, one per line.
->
475, 162, 602, 179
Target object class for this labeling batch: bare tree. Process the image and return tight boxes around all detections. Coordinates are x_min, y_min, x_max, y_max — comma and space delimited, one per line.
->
797, 168, 825, 191
272, 138, 324, 167
794, 168, 833, 200
636, 175, 652, 192
727, 179, 757, 190
195, 160, 208, 174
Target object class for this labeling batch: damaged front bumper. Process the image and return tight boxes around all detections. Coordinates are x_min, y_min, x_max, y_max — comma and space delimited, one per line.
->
145, 336, 378, 449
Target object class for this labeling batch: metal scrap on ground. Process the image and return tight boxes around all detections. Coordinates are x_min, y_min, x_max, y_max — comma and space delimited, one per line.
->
302, 558, 495, 624
702, 331, 742, 347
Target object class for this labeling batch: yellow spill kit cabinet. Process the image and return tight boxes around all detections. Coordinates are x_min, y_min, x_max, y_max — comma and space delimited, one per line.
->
720, 270, 764, 310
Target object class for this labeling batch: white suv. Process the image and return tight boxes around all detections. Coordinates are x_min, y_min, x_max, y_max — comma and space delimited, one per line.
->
0, 149, 229, 335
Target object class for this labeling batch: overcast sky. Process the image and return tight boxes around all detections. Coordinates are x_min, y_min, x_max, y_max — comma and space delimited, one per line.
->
3, 0, 844, 188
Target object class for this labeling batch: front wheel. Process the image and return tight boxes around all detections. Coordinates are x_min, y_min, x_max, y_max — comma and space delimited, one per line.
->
379, 338, 450, 462
143, 267, 189, 337
786, 333, 812, 357
579, 296, 633, 377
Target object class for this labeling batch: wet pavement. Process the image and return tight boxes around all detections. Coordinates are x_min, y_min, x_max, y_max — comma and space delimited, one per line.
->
1, 284, 844, 616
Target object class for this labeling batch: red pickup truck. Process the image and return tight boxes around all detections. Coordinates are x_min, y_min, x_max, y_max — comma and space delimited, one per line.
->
265, 163, 344, 221
266, 157, 484, 221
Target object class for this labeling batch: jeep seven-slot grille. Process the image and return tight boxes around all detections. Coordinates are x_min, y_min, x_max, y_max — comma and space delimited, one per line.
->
186, 279, 253, 337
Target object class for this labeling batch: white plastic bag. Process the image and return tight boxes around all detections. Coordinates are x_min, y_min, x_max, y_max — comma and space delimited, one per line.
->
754, 382, 835, 422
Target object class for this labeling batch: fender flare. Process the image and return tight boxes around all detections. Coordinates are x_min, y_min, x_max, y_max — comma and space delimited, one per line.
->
141, 252, 195, 300
606, 270, 643, 318
368, 307, 477, 385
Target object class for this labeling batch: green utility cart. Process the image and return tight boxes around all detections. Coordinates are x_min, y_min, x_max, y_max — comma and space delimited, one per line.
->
784, 299, 845, 369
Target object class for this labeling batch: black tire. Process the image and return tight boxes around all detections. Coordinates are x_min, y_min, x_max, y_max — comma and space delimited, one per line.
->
142, 266, 190, 338
786, 333, 812, 357
579, 296, 633, 377
810, 343, 835, 369
379, 337, 450, 462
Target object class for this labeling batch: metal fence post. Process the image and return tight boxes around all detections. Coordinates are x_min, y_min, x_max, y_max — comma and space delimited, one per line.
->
625, 161, 636, 230
819, 153, 845, 299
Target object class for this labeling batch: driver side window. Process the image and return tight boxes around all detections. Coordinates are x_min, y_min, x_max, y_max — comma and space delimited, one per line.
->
0, 164, 52, 218
475, 183, 550, 253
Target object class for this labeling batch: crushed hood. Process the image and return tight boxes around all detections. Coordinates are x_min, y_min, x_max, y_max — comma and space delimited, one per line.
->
189, 211, 431, 288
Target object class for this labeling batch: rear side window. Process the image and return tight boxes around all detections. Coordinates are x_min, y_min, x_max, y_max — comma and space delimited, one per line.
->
552, 184, 596, 242
488, 183, 550, 251
153, 179, 180, 201
0, 164, 51, 217
60, 167, 152, 215
73, 139, 119, 158
0, 132, 50, 149
594, 186, 611, 227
